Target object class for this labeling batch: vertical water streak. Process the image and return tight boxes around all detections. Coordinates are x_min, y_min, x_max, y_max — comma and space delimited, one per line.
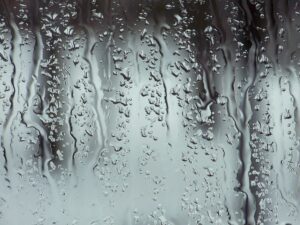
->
153, 35, 170, 132
78, 0, 107, 173
1, 1, 22, 181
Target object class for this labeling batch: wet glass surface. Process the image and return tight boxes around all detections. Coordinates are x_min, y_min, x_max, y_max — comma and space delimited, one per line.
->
1, 0, 300, 224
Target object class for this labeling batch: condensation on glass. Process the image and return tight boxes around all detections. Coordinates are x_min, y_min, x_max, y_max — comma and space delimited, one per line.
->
0, 0, 300, 224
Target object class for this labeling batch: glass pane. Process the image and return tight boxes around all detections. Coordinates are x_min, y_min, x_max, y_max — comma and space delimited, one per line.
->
0, 0, 299, 224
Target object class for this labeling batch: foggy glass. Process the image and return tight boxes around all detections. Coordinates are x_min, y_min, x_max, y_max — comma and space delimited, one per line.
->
0, 0, 300, 224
